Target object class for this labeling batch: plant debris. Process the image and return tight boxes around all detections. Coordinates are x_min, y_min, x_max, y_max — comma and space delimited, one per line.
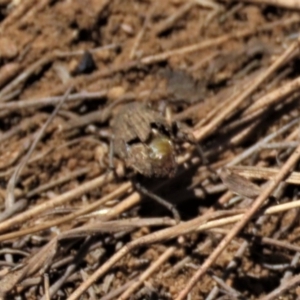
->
1, 1, 300, 300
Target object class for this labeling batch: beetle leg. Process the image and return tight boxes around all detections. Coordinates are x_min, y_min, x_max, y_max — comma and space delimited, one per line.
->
174, 121, 218, 179
183, 128, 208, 165
175, 122, 208, 163
134, 180, 181, 223
108, 135, 127, 179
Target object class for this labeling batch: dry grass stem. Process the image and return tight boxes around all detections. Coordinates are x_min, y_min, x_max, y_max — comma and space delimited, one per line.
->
0, 0, 36, 32
2, 2, 300, 299
0, 181, 131, 242
55, 44, 118, 57
260, 273, 300, 300
0, 91, 106, 112
0, 199, 27, 223
211, 275, 241, 299
193, 39, 299, 142
155, 2, 195, 36
67, 211, 237, 300
0, 53, 55, 99
177, 142, 300, 299
226, 117, 300, 167
228, 166, 300, 185
129, 4, 155, 59
118, 247, 176, 300
0, 171, 115, 235
43, 274, 50, 300
141, 16, 300, 66
245, 76, 300, 114
26, 167, 90, 198
5, 87, 72, 209
236, 0, 300, 10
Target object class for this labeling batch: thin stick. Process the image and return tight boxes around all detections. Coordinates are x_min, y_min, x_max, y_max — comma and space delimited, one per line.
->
0, 53, 55, 100
281, 252, 300, 282
80, 270, 97, 300
0, 199, 27, 223
264, 199, 300, 215
26, 167, 90, 198
226, 117, 300, 167
176, 143, 300, 300
0, 91, 106, 112
18, 0, 51, 27
130, 4, 155, 59
0, 63, 21, 88
235, 0, 300, 10
260, 236, 300, 253
245, 76, 300, 115
260, 273, 300, 300
228, 166, 300, 185
206, 213, 266, 299
0, 0, 35, 32
43, 274, 50, 300
155, 1, 195, 36
0, 181, 130, 241
260, 141, 298, 150
195, 198, 300, 233
103, 192, 141, 221
67, 211, 235, 300
193, 39, 298, 142
140, 16, 300, 66
5, 87, 72, 209
0, 171, 115, 235
118, 247, 176, 300
211, 275, 241, 299
43, 15, 300, 98
55, 44, 118, 57
40, 237, 94, 300
99, 278, 138, 300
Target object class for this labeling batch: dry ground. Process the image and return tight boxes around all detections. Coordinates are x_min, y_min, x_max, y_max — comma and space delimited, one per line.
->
0, 0, 300, 299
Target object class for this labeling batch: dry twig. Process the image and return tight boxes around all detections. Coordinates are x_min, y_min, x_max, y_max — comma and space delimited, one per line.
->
177, 142, 300, 299
5, 87, 72, 211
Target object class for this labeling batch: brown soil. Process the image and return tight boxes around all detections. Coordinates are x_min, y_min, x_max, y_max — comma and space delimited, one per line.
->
0, 0, 300, 299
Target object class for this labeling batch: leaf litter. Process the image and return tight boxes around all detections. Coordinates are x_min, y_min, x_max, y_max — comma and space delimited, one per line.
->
1, 1, 300, 299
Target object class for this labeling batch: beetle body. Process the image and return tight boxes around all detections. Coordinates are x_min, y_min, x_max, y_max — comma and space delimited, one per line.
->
112, 103, 177, 177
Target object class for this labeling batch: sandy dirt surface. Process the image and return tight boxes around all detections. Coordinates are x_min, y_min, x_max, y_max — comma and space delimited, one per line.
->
0, 0, 300, 299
